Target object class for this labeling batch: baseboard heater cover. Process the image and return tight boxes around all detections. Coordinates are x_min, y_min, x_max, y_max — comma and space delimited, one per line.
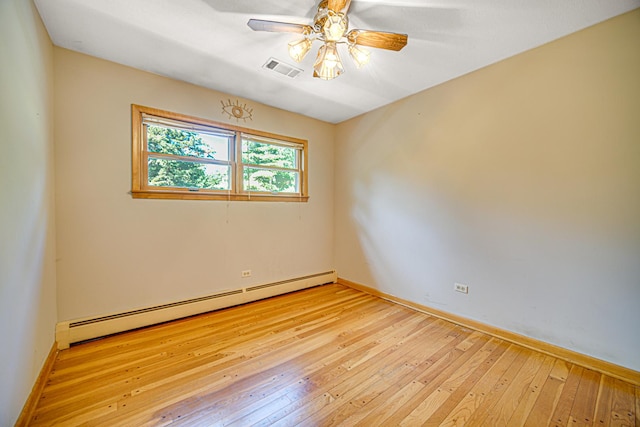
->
56, 271, 337, 349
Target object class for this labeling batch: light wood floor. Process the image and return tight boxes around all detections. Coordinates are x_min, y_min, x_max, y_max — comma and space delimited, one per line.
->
31, 284, 638, 426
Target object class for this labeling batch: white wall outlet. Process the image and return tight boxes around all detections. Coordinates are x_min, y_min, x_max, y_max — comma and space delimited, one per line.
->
454, 282, 469, 294
241, 270, 251, 278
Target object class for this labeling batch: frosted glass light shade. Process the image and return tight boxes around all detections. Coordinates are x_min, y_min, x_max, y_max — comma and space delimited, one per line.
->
313, 42, 344, 80
323, 13, 348, 42
348, 44, 370, 68
288, 38, 312, 62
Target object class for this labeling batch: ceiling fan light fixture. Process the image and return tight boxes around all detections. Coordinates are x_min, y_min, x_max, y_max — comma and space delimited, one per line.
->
323, 12, 348, 42
288, 38, 312, 62
348, 44, 370, 68
247, 1, 409, 81
313, 42, 344, 80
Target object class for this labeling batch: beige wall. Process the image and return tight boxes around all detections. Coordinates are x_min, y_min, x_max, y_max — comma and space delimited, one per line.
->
335, 10, 640, 370
3, 4, 638, 420
0, 0, 58, 424
53, 48, 335, 321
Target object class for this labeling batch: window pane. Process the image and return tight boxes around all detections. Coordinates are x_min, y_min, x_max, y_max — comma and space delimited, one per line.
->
147, 125, 230, 161
243, 167, 299, 193
148, 158, 230, 190
242, 139, 297, 168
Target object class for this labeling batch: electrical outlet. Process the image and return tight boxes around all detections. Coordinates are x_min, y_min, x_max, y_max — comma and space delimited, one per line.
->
454, 282, 469, 294
241, 270, 251, 278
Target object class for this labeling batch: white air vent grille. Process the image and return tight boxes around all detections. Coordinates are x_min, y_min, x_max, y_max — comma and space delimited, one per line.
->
263, 57, 303, 78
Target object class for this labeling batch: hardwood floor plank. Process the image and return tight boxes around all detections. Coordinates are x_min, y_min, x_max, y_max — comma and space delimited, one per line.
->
27, 284, 638, 426
523, 359, 570, 427
54, 402, 118, 427
549, 364, 584, 426
352, 379, 426, 426
434, 343, 527, 427
139, 300, 420, 426
195, 309, 420, 421
549, 358, 571, 382
635, 386, 640, 427
54, 284, 341, 363
451, 346, 533, 426
47, 287, 357, 393
608, 377, 635, 426
506, 354, 556, 426
400, 386, 452, 426
270, 315, 454, 426
35, 288, 374, 425
472, 350, 547, 426
382, 331, 496, 425
39, 289, 375, 412
401, 338, 509, 427
313, 328, 478, 426
593, 374, 616, 427
104, 305, 406, 425
346, 335, 503, 426
568, 368, 601, 426
634, 385, 639, 427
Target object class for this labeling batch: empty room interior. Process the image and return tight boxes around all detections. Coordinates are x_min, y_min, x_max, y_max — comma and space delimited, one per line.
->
1, 0, 639, 425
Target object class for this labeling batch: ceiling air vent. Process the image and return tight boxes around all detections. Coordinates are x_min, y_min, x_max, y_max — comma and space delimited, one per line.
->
262, 57, 303, 78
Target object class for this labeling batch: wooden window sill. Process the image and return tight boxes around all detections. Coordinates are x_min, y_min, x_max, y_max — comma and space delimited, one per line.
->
131, 190, 309, 202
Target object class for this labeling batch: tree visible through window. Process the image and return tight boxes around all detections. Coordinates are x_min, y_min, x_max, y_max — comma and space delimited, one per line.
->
242, 137, 299, 193
131, 105, 308, 201
147, 126, 230, 190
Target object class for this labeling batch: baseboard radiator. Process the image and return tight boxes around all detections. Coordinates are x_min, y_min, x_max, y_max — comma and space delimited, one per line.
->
55, 271, 337, 349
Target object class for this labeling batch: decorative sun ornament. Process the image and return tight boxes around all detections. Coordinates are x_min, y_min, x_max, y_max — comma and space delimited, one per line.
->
221, 99, 253, 122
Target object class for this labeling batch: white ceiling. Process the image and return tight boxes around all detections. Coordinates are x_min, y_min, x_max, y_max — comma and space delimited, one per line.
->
34, 0, 639, 123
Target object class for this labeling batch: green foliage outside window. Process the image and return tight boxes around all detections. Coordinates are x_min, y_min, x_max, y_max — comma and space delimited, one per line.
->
242, 140, 298, 193
147, 126, 227, 189
146, 126, 299, 193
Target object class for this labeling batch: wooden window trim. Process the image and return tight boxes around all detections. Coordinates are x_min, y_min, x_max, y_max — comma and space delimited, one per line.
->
131, 104, 309, 202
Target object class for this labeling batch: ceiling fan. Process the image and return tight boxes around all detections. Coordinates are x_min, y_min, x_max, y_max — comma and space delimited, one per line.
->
247, 0, 408, 80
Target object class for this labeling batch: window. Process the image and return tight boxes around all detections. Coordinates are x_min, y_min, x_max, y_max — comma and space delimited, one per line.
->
131, 105, 308, 201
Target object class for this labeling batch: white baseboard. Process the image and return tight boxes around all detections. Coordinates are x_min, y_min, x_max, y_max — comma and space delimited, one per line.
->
56, 271, 336, 349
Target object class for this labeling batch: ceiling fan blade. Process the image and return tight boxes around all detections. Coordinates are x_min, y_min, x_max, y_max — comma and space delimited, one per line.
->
247, 19, 312, 34
349, 30, 408, 51
327, 0, 351, 13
